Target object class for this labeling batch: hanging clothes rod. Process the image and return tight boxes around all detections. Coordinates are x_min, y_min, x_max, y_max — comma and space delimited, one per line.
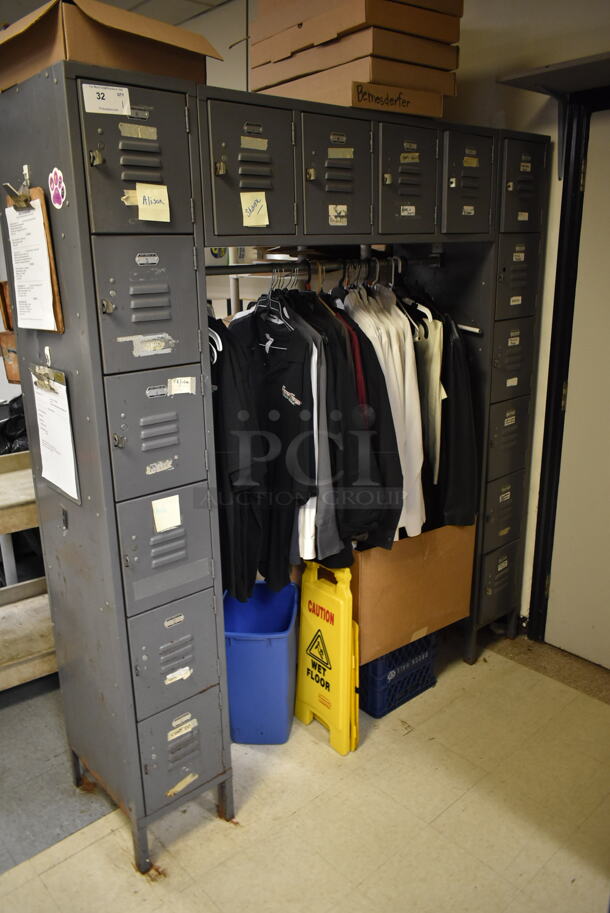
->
204, 252, 441, 278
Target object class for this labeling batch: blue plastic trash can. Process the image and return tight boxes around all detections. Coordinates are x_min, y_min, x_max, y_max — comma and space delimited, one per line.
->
224, 582, 298, 744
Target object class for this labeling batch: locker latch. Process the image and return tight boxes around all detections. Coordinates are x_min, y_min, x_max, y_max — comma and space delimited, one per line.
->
449, 177, 457, 188
214, 161, 227, 176
506, 181, 514, 192
112, 433, 127, 448
101, 298, 116, 315
88, 149, 105, 167
305, 167, 317, 182
383, 173, 393, 185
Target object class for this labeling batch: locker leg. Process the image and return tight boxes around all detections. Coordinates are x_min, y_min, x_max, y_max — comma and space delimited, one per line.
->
217, 775, 235, 821
131, 821, 151, 874
70, 750, 83, 787
506, 610, 520, 640
463, 624, 479, 665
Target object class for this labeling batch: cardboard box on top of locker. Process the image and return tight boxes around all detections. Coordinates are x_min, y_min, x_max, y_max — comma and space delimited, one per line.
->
257, 0, 464, 18
0, 0, 222, 92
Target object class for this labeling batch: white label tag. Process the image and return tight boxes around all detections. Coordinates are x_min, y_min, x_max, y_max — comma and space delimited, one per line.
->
119, 122, 157, 140
165, 666, 193, 685
509, 296, 522, 306
240, 191, 269, 227
401, 204, 417, 217
463, 155, 479, 168
520, 161, 532, 172
167, 717, 198, 741
117, 333, 177, 358
513, 252, 525, 262
400, 152, 420, 164
504, 414, 516, 427
499, 490, 512, 503
497, 558, 509, 573
168, 376, 196, 396
137, 183, 170, 223
241, 135, 268, 151
462, 205, 475, 216
508, 333, 520, 346
506, 377, 519, 387
152, 494, 181, 533
82, 83, 131, 116
329, 204, 348, 226
517, 211, 529, 221
146, 458, 173, 476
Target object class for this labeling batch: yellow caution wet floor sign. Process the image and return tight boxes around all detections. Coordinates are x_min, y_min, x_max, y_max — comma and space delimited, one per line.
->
295, 563, 359, 755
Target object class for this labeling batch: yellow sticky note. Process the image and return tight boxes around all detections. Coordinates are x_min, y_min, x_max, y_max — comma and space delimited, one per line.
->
240, 191, 269, 228
152, 494, 181, 532
136, 183, 170, 223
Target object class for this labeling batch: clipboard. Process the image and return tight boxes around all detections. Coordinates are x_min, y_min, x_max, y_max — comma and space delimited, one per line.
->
4, 186, 64, 333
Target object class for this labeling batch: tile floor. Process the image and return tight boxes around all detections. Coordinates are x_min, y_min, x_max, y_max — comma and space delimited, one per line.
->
1, 644, 609, 913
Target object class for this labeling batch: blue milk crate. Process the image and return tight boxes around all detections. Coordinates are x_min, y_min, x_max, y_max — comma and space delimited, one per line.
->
224, 582, 298, 744
359, 635, 437, 718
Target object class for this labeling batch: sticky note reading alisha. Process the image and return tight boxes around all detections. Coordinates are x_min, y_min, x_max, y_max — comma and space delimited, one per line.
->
136, 183, 170, 223
240, 191, 269, 228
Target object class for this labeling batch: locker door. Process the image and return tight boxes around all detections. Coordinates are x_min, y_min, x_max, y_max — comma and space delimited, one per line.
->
490, 318, 535, 403
78, 80, 192, 234
117, 482, 213, 617
379, 122, 437, 234
441, 130, 493, 233
483, 470, 525, 554
302, 113, 372, 235
92, 236, 199, 375
138, 689, 224, 814
500, 139, 546, 233
487, 397, 530, 480
128, 590, 219, 720
495, 235, 540, 320
207, 100, 296, 237
105, 366, 207, 502
478, 540, 521, 626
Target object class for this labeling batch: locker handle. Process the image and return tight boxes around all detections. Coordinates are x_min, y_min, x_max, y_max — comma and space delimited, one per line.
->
113, 433, 127, 448
101, 298, 115, 315
449, 177, 457, 188
215, 161, 227, 176
305, 167, 317, 181
383, 173, 393, 185
89, 149, 105, 167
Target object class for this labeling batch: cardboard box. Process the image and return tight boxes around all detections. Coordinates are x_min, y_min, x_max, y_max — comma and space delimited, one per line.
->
0, 332, 20, 384
250, 0, 460, 47
257, 0, 464, 16
0, 0, 222, 92
250, 28, 459, 72
261, 64, 446, 116
253, 52, 456, 96
351, 525, 476, 664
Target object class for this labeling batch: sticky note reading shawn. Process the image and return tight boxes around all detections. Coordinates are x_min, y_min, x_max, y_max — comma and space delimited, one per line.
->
152, 494, 181, 533
240, 191, 269, 228
136, 183, 170, 223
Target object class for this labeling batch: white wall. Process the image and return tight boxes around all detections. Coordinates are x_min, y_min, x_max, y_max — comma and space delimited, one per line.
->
186, 0, 248, 91
444, 0, 610, 619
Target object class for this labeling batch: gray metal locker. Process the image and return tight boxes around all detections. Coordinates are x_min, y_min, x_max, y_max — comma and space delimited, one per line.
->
496, 235, 540, 320
490, 318, 535, 403
479, 540, 521, 626
302, 112, 372, 235
441, 130, 493, 233
500, 138, 546, 233
487, 397, 530, 480
78, 79, 193, 234
483, 470, 525, 553
117, 481, 214, 616
138, 688, 224, 815
105, 366, 207, 501
378, 122, 437, 234
207, 99, 296, 237
128, 590, 219, 721
92, 235, 200, 375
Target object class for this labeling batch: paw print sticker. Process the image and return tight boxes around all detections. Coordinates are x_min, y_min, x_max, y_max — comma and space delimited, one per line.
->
48, 168, 66, 210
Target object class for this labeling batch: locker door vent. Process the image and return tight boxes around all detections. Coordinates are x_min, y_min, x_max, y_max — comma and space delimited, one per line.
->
398, 163, 423, 198
487, 555, 511, 596
324, 157, 354, 194
508, 260, 529, 291
159, 634, 195, 680
238, 149, 273, 190
139, 411, 179, 451
515, 174, 535, 198
150, 526, 187, 568
119, 137, 164, 183
460, 169, 482, 199
168, 729, 200, 770
129, 282, 171, 324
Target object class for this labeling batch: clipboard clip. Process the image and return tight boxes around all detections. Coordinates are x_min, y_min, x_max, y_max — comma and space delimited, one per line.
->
3, 165, 33, 210
32, 364, 58, 393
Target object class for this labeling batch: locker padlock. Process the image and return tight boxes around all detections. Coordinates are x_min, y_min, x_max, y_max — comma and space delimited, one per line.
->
305, 167, 317, 181
485, 586, 493, 596
506, 181, 514, 191
88, 149, 105, 167
112, 433, 127, 448
383, 172, 393, 185
449, 177, 457, 188
214, 161, 227, 176
101, 298, 116, 314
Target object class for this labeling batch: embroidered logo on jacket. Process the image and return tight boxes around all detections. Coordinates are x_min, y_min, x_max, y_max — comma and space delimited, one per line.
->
282, 385, 302, 406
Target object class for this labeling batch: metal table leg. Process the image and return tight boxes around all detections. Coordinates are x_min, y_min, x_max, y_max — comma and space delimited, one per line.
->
0, 533, 18, 586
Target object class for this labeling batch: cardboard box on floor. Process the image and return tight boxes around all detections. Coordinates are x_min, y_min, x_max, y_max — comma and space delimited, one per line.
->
351, 524, 476, 665
262, 67, 445, 117
250, 0, 461, 48
251, 26, 459, 73
253, 52, 457, 95
0, 0, 222, 92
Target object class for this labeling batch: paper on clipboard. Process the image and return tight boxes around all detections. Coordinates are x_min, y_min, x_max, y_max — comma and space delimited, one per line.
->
5, 200, 57, 331
31, 367, 79, 500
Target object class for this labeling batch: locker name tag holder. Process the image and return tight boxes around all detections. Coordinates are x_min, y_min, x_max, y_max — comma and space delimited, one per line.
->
520, 156, 532, 172
135, 252, 160, 266
152, 493, 181, 533
118, 333, 177, 358
164, 612, 185, 629
513, 251, 526, 262
146, 384, 168, 398
401, 204, 416, 217
329, 204, 348, 227
403, 141, 418, 150
517, 211, 529, 221
462, 205, 475, 216
165, 665, 193, 685
499, 489, 512, 502
146, 458, 174, 476
504, 411, 516, 427
506, 377, 519, 387
510, 296, 522, 306
497, 557, 509, 573
82, 84, 131, 116
508, 332, 520, 346
167, 716, 198, 741
463, 149, 479, 167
